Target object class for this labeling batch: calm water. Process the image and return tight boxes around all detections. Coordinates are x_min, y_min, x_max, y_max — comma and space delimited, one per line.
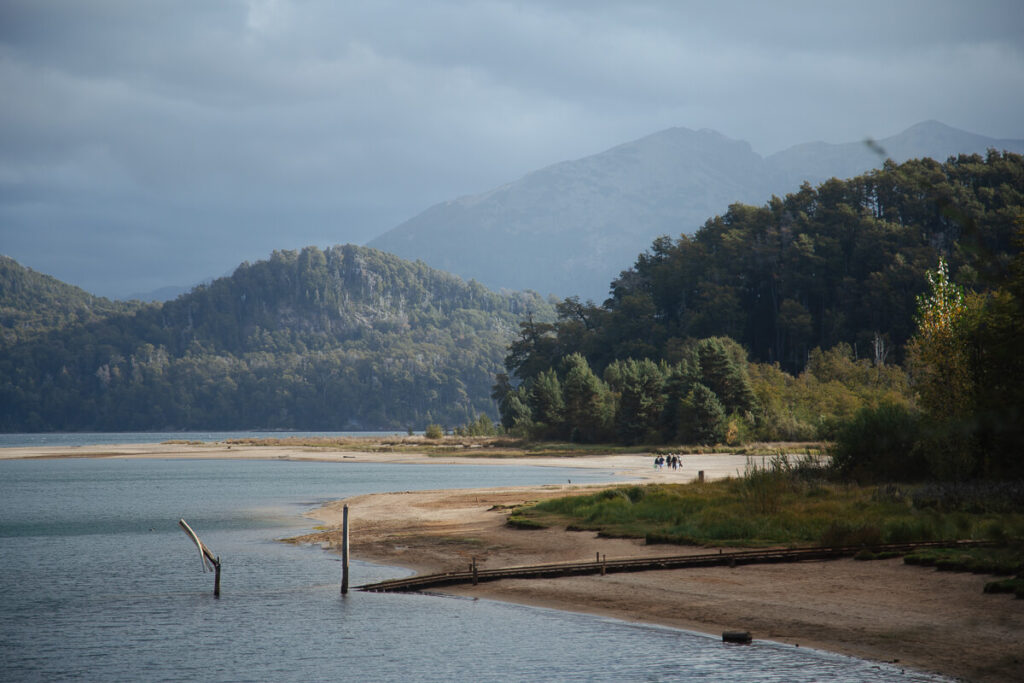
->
0, 431, 407, 448
0, 456, 946, 681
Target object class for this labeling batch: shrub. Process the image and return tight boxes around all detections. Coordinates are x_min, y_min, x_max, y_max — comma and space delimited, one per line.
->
882, 518, 936, 543
506, 515, 548, 530
820, 521, 883, 547
983, 578, 1024, 597
455, 414, 500, 436
424, 423, 444, 439
831, 401, 928, 482
910, 481, 1024, 513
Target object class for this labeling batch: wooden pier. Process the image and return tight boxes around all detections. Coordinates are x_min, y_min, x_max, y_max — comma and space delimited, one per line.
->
358, 540, 991, 593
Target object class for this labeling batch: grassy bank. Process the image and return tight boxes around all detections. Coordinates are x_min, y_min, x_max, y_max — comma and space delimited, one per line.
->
508, 470, 1024, 551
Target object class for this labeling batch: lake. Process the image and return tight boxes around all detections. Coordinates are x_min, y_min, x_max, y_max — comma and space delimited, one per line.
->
0, 448, 947, 681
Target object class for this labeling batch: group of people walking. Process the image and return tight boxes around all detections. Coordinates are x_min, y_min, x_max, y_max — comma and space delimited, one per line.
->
653, 454, 683, 471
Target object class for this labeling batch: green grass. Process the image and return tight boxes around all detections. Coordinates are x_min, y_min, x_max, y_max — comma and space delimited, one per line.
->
983, 577, 1024, 598
903, 546, 1023, 574
511, 476, 1024, 550
506, 515, 549, 530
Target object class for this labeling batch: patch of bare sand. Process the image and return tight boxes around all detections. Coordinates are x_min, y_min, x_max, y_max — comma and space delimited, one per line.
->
297, 485, 1024, 683
0, 443, 747, 480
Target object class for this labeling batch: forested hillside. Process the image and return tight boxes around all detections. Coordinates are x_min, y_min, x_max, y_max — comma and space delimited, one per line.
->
0, 256, 146, 348
504, 151, 1022, 377
494, 152, 1024, 467
0, 245, 553, 431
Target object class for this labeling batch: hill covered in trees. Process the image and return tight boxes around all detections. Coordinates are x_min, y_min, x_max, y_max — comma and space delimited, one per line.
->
502, 151, 1022, 377
0, 255, 146, 348
494, 152, 1024, 474
0, 245, 553, 431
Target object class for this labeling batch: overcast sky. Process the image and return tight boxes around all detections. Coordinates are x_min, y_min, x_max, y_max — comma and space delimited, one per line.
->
2, 0, 1023, 298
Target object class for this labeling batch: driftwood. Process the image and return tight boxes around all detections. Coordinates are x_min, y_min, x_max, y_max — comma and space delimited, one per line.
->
722, 631, 753, 644
178, 519, 221, 597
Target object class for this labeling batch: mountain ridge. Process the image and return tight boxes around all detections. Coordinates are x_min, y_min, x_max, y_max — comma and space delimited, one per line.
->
368, 121, 1024, 301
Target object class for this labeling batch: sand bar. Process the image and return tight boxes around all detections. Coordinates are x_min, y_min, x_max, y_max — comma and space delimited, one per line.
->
0, 441, 756, 479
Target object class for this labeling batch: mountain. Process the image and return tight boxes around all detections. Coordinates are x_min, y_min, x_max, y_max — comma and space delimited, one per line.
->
368, 122, 1024, 302
766, 120, 1024, 189
370, 128, 772, 301
0, 255, 146, 348
125, 284, 197, 302
0, 246, 554, 431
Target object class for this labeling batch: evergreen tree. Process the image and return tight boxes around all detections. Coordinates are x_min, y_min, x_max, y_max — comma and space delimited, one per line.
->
528, 368, 565, 438
604, 358, 667, 444
560, 353, 612, 442
676, 383, 727, 445
694, 337, 758, 415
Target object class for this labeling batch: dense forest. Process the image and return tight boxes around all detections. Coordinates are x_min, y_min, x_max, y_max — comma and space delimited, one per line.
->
499, 152, 1022, 379
0, 256, 146, 347
0, 245, 553, 431
503, 151, 1021, 377
495, 152, 1024, 478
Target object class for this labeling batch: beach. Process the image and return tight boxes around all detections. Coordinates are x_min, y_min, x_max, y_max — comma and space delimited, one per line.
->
4, 441, 1022, 681
297, 481, 1023, 683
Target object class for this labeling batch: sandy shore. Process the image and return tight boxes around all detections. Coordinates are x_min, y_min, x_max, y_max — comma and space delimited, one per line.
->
0, 441, 753, 479
294, 475, 1023, 683
6, 442, 1022, 681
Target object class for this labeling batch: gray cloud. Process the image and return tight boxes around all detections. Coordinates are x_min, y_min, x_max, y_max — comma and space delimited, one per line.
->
1, 0, 1022, 297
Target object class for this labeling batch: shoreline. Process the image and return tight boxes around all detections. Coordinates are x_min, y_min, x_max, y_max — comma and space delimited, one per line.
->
5, 442, 1022, 681
300, 484, 1024, 683
0, 442, 755, 478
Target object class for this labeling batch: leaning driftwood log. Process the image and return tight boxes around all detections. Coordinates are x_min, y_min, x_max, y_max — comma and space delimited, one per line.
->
178, 519, 221, 597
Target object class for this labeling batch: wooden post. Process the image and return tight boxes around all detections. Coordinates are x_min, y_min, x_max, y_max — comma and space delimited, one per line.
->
341, 505, 350, 595
596, 552, 600, 564
213, 559, 221, 598
698, 470, 705, 483
472, 557, 478, 585
601, 554, 606, 576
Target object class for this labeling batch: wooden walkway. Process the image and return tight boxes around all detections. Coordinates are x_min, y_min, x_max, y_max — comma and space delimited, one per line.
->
358, 540, 991, 593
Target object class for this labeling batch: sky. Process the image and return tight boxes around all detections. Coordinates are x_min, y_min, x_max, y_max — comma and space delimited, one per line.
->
2, 0, 1023, 299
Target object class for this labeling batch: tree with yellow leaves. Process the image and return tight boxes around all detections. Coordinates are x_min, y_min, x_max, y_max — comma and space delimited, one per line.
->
906, 257, 980, 478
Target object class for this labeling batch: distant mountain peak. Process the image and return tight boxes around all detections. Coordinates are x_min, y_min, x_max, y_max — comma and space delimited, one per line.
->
904, 119, 953, 132
367, 121, 1024, 301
